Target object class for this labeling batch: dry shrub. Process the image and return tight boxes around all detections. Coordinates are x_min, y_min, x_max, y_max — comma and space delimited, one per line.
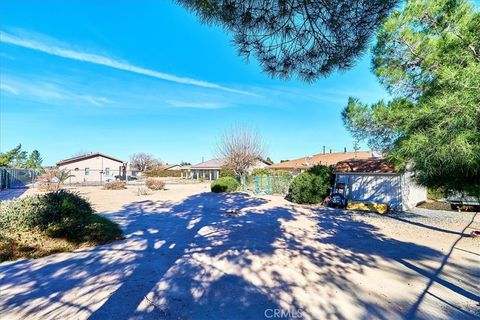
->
36, 169, 74, 191
103, 181, 126, 190
145, 178, 165, 190
137, 186, 151, 196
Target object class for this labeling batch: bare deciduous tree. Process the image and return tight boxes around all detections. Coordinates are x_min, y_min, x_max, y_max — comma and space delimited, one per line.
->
129, 153, 162, 172
217, 127, 265, 178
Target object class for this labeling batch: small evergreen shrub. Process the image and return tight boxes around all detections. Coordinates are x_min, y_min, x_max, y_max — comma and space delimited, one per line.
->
145, 178, 166, 190
211, 177, 240, 193
287, 165, 334, 204
103, 181, 126, 190
0, 190, 123, 244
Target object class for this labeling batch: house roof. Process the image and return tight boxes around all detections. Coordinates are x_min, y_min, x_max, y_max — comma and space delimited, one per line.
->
334, 158, 396, 174
57, 152, 124, 166
190, 158, 226, 169
269, 151, 373, 170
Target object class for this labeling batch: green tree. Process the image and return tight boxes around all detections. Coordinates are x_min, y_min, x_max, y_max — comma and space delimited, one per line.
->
12, 150, 27, 168
0, 144, 22, 167
25, 150, 43, 170
177, 0, 398, 81
342, 0, 480, 194
287, 165, 333, 204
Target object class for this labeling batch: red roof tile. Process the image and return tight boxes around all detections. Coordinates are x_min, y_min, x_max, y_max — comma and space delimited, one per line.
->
334, 158, 396, 174
269, 151, 373, 170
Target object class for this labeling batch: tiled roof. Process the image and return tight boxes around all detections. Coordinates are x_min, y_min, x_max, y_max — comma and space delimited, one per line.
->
334, 158, 396, 174
57, 152, 124, 166
269, 151, 373, 170
190, 158, 226, 169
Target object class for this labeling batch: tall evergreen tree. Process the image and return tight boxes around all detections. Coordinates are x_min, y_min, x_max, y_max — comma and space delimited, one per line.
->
177, 0, 398, 81
342, 0, 480, 193
0, 144, 22, 167
25, 150, 43, 170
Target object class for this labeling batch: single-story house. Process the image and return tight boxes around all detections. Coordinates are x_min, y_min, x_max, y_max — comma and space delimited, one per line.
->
165, 164, 182, 171
186, 158, 269, 181
57, 152, 126, 184
333, 158, 427, 211
270, 151, 374, 174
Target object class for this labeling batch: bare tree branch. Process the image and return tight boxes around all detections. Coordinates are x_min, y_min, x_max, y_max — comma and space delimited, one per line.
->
129, 153, 163, 172
217, 126, 266, 177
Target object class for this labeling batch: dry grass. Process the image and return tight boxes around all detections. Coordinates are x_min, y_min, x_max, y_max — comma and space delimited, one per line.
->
103, 181, 127, 190
0, 230, 77, 261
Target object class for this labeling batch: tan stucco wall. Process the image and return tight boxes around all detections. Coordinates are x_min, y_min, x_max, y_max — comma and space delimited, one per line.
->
58, 156, 124, 183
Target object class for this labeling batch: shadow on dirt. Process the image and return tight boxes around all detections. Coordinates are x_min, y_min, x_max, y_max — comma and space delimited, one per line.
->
1, 193, 477, 319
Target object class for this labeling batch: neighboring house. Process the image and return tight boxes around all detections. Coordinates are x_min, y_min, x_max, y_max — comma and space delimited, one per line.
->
56, 153, 125, 184
187, 158, 269, 181
165, 164, 182, 171
333, 158, 427, 211
270, 151, 374, 174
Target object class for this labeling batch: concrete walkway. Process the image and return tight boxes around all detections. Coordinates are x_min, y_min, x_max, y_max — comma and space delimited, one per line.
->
0, 189, 478, 319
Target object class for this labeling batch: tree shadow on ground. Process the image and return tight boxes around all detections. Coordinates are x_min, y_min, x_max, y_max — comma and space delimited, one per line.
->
0, 188, 28, 201
0, 193, 291, 319
0, 193, 476, 319
311, 208, 480, 319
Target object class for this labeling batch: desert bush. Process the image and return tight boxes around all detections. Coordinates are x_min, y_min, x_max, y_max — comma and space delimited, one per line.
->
0, 190, 122, 244
145, 178, 166, 190
136, 186, 151, 196
211, 177, 240, 193
287, 165, 334, 204
103, 181, 126, 190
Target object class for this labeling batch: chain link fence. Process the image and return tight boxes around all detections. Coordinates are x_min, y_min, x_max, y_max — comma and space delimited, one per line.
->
244, 174, 294, 195
0, 168, 40, 189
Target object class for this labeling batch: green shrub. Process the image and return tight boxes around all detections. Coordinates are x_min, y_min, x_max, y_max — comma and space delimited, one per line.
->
211, 177, 240, 193
144, 169, 182, 177
0, 190, 123, 244
271, 170, 292, 176
427, 187, 446, 200
220, 167, 236, 178
251, 168, 271, 176
287, 165, 334, 204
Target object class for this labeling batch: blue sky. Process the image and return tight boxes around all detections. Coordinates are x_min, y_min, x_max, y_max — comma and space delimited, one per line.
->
0, 0, 390, 166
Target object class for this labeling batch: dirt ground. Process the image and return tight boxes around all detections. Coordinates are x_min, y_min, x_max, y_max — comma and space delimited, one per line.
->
0, 183, 479, 319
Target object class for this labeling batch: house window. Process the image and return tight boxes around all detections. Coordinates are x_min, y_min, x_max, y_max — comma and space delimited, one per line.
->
85, 168, 90, 176
105, 168, 110, 176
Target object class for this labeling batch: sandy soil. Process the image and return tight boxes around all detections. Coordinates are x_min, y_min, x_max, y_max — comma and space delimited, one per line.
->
0, 184, 478, 319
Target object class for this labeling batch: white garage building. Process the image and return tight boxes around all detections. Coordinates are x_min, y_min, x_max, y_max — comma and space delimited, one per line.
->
333, 158, 427, 211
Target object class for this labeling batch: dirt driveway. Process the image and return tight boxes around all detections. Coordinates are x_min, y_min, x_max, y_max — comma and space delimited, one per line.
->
0, 184, 479, 319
